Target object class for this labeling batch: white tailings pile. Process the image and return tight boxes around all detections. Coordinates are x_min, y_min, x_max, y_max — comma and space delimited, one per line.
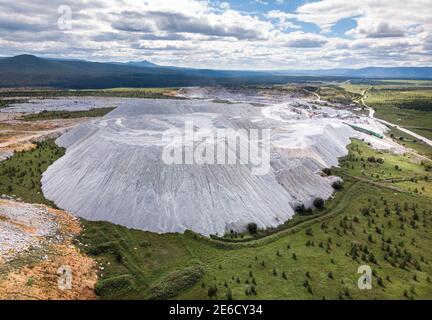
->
41, 98, 389, 235
0, 97, 144, 114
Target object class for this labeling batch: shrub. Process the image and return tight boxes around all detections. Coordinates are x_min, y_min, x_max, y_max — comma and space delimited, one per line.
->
361, 207, 370, 216
294, 204, 306, 214
86, 241, 119, 256
208, 285, 218, 298
322, 168, 332, 175
247, 222, 258, 234
250, 284, 257, 295
226, 288, 233, 300
95, 275, 135, 297
332, 180, 344, 190
313, 198, 325, 209
147, 266, 205, 300
367, 156, 377, 163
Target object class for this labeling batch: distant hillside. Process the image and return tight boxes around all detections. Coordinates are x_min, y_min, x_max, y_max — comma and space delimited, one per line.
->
0, 54, 431, 89
0, 55, 287, 88
0, 55, 197, 88
274, 67, 432, 79
116, 60, 160, 68
349, 67, 432, 79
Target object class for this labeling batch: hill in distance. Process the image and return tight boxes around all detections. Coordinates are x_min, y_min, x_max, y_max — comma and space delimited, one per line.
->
0, 54, 431, 89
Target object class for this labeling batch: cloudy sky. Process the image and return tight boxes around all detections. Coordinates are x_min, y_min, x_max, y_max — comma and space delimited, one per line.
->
0, 0, 431, 69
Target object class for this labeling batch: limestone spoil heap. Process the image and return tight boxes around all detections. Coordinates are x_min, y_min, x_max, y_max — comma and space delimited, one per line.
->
41, 98, 384, 235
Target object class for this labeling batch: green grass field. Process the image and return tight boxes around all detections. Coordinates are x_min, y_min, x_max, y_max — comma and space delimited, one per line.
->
366, 89, 432, 126
387, 127, 432, 159
1, 138, 431, 300
338, 81, 432, 159
409, 128, 432, 141
340, 82, 432, 129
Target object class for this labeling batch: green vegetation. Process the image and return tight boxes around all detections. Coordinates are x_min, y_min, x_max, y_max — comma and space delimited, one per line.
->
147, 266, 205, 300
0, 98, 28, 109
335, 140, 432, 189
214, 178, 356, 243
0, 88, 178, 99
318, 85, 360, 104
410, 128, 432, 141
339, 83, 369, 95
366, 88, 432, 126
340, 81, 432, 128
21, 107, 115, 121
1, 133, 431, 300
78, 221, 202, 300
388, 127, 432, 159
0, 140, 64, 205
339, 81, 432, 158
79, 177, 431, 300
80, 140, 432, 300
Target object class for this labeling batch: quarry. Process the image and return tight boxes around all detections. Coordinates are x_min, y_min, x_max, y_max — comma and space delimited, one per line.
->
0, 88, 398, 236
0, 85, 431, 301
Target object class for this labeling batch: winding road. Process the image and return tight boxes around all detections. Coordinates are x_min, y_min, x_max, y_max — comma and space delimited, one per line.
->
361, 89, 432, 147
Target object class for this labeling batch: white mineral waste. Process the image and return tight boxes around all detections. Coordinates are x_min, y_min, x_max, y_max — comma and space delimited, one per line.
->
0, 97, 143, 113
0, 200, 58, 261
42, 97, 388, 236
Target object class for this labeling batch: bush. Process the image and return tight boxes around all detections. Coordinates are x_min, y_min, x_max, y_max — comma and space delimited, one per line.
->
294, 204, 314, 216
361, 207, 370, 216
147, 265, 205, 300
294, 204, 306, 214
208, 285, 218, 298
226, 288, 233, 300
313, 198, 325, 210
95, 275, 135, 297
367, 156, 377, 163
332, 180, 344, 190
86, 241, 119, 256
247, 222, 258, 234
322, 168, 332, 175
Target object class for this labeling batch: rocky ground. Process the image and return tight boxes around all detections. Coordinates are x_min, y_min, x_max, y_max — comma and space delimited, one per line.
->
0, 108, 98, 300
0, 199, 97, 300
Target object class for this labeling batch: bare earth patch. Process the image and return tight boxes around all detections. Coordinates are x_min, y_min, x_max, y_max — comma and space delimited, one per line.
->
0, 117, 88, 161
0, 199, 97, 300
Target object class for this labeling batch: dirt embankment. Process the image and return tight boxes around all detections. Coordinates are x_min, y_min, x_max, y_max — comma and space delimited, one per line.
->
0, 199, 98, 300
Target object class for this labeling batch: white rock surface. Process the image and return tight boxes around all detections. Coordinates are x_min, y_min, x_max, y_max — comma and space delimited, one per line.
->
0, 97, 143, 114
0, 200, 58, 262
41, 97, 390, 236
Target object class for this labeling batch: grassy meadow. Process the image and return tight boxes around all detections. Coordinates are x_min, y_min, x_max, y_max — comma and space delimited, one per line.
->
0, 140, 64, 206
340, 81, 432, 129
